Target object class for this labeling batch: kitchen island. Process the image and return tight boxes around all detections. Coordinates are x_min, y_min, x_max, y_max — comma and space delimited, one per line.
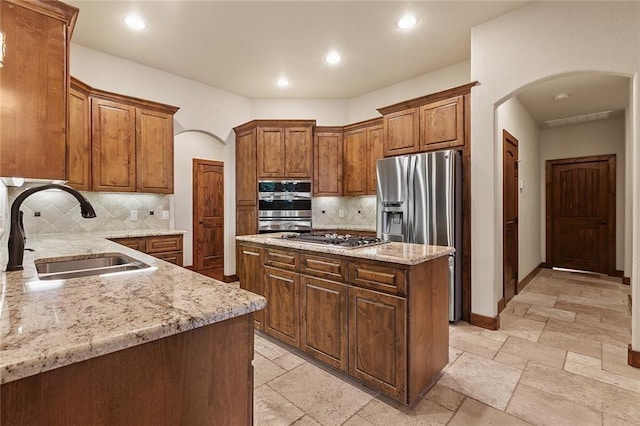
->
236, 233, 454, 406
0, 234, 265, 425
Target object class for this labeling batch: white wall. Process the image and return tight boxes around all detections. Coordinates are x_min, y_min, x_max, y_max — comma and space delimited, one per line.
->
496, 97, 541, 286
173, 131, 227, 267
471, 1, 640, 320
250, 99, 349, 126
347, 60, 471, 123
540, 118, 626, 271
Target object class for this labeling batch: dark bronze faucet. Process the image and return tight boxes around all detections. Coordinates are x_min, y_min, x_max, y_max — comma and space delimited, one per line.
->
6, 184, 97, 271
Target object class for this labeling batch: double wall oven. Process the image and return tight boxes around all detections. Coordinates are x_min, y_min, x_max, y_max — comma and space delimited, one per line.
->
258, 180, 312, 233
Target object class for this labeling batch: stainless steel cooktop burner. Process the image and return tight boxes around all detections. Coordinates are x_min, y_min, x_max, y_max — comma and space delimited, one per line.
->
281, 233, 388, 249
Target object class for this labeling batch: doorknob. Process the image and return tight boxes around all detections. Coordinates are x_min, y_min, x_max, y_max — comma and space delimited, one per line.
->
600, 220, 607, 225
199, 221, 204, 225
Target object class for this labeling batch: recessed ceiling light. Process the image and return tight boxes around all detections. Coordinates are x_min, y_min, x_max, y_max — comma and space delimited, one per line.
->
397, 14, 418, 30
276, 77, 289, 88
125, 13, 146, 30
553, 93, 570, 101
325, 51, 341, 65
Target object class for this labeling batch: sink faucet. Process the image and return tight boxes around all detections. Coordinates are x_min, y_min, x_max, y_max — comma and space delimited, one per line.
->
6, 184, 97, 271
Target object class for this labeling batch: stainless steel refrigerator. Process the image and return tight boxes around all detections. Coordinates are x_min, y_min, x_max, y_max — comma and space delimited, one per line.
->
376, 150, 462, 321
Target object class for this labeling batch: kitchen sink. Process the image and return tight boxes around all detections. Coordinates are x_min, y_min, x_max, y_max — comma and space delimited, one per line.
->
35, 253, 151, 280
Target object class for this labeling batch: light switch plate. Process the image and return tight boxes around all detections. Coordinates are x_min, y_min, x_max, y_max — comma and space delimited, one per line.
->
162, 210, 170, 220
130, 210, 138, 221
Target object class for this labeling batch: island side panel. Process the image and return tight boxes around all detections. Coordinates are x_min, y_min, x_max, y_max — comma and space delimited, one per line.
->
1, 314, 254, 426
408, 256, 450, 402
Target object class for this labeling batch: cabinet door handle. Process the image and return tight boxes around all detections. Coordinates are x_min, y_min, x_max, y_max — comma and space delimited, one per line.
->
242, 251, 260, 256
275, 276, 294, 283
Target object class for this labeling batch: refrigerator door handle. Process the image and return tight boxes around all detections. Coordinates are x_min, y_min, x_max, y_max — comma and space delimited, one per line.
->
407, 155, 415, 241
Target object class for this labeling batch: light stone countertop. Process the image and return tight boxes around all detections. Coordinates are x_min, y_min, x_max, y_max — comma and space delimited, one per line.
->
0, 234, 265, 385
28, 228, 187, 240
236, 233, 454, 265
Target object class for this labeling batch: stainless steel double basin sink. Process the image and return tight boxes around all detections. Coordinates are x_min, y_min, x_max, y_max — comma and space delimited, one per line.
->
35, 253, 151, 280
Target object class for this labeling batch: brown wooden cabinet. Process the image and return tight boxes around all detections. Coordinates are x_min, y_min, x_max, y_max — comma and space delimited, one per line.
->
343, 119, 383, 196
379, 90, 468, 157
68, 78, 179, 193
67, 79, 92, 191
382, 108, 420, 157
420, 96, 464, 151
253, 121, 314, 179
237, 244, 265, 330
110, 234, 184, 266
300, 275, 348, 372
349, 286, 406, 399
237, 242, 450, 405
264, 266, 300, 348
235, 128, 258, 206
236, 205, 258, 237
91, 97, 137, 192
136, 109, 174, 193
313, 127, 343, 196
0, 0, 78, 180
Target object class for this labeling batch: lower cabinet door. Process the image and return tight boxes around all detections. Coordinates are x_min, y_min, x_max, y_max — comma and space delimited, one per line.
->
238, 244, 265, 331
348, 286, 407, 401
300, 275, 348, 372
264, 266, 300, 347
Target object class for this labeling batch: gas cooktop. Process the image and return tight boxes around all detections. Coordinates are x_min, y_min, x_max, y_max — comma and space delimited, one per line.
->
281, 233, 388, 249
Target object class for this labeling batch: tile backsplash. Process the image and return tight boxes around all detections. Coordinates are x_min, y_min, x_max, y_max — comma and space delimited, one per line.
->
7, 186, 171, 236
312, 196, 376, 229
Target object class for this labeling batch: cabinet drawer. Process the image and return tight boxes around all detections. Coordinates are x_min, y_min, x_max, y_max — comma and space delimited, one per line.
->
110, 237, 145, 252
300, 254, 348, 281
266, 248, 299, 271
349, 262, 406, 295
151, 251, 183, 266
146, 235, 183, 253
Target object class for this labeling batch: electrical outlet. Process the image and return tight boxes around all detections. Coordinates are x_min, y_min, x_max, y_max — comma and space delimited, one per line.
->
130, 210, 138, 221
338, 209, 345, 218
162, 210, 170, 220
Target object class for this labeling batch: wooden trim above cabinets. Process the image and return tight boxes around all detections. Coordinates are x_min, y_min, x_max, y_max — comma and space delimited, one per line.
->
233, 119, 316, 134
376, 82, 478, 116
6, 0, 79, 29
343, 117, 383, 132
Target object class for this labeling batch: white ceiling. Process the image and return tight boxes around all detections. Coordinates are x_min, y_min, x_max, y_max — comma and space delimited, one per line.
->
67, 1, 528, 99
517, 74, 630, 128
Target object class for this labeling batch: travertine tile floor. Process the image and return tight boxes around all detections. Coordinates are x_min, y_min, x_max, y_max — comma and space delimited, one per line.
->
251, 268, 638, 425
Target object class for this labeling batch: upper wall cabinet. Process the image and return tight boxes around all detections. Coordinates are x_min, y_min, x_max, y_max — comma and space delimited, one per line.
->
68, 77, 179, 194
252, 121, 315, 179
343, 119, 383, 196
378, 83, 475, 157
313, 127, 343, 197
0, 0, 78, 180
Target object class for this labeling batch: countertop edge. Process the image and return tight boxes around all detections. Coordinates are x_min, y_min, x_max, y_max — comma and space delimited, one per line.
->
236, 234, 454, 265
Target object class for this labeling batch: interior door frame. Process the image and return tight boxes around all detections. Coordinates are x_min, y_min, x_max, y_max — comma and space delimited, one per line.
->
502, 130, 518, 310
545, 154, 616, 276
192, 158, 225, 272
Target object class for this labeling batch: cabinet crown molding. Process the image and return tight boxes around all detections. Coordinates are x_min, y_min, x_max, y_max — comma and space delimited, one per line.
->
5, 0, 78, 30
342, 117, 382, 132
377, 81, 478, 116
70, 77, 180, 115
233, 119, 316, 133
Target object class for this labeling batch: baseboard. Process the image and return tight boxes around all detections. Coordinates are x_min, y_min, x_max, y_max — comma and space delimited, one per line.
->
612, 270, 624, 277
540, 262, 551, 269
470, 312, 500, 331
629, 345, 640, 368
517, 263, 544, 293
223, 274, 239, 283
497, 298, 506, 314
623, 276, 631, 285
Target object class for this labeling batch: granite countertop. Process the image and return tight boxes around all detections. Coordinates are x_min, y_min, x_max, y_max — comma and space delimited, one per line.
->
0, 234, 265, 385
30, 229, 188, 240
236, 233, 454, 265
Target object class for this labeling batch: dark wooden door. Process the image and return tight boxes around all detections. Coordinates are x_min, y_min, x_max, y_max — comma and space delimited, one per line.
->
193, 159, 224, 272
503, 131, 518, 305
546, 155, 615, 275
